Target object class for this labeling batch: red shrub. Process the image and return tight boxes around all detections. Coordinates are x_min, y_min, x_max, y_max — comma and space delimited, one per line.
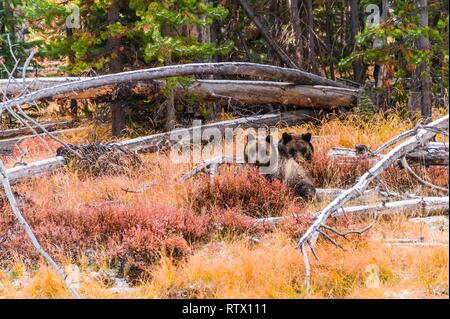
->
209, 207, 275, 235
304, 151, 372, 188
0, 200, 276, 278
304, 148, 448, 192
0, 203, 210, 275
0, 136, 61, 166
191, 167, 298, 218
278, 213, 314, 238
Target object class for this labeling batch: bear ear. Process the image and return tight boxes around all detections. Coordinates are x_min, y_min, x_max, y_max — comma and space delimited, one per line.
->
281, 132, 293, 144
301, 133, 312, 143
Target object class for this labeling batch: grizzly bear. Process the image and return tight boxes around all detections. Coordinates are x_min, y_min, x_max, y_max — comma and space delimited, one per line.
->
244, 131, 316, 200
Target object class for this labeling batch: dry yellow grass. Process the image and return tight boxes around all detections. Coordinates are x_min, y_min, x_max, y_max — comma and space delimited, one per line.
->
1, 219, 447, 299
0, 110, 448, 299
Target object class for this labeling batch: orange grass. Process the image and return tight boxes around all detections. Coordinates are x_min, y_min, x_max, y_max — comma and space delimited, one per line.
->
0, 110, 448, 298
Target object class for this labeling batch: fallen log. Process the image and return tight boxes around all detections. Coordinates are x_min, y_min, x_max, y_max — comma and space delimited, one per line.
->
120, 110, 317, 152
0, 62, 350, 112
328, 142, 449, 166
0, 127, 86, 156
406, 142, 449, 166
0, 77, 86, 95
255, 196, 449, 225
2, 78, 357, 109
0, 120, 77, 139
379, 239, 448, 248
6, 156, 66, 184
183, 80, 357, 108
5, 110, 316, 184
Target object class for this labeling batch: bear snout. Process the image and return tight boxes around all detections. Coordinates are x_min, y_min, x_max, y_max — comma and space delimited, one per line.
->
294, 183, 316, 200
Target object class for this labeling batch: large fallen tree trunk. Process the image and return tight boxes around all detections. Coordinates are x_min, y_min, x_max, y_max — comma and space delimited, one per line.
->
406, 142, 449, 166
182, 80, 357, 108
0, 62, 349, 111
2, 78, 357, 109
5, 110, 317, 184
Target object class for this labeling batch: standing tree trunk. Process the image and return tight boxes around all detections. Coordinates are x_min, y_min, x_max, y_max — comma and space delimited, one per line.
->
66, 26, 78, 116
106, 1, 125, 136
324, 1, 335, 80
161, 0, 176, 130
237, 0, 298, 69
106, 1, 122, 73
4, 0, 15, 43
349, 0, 366, 83
305, 0, 318, 74
289, 0, 303, 68
409, 0, 433, 122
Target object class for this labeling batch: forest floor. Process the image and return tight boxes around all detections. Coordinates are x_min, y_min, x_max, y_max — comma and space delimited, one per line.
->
0, 109, 448, 299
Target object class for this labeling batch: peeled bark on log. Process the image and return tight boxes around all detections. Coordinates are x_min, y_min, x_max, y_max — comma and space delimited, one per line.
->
5, 110, 317, 184
2, 77, 355, 109
0, 62, 349, 112
0, 77, 86, 95
406, 142, 449, 166
183, 80, 358, 108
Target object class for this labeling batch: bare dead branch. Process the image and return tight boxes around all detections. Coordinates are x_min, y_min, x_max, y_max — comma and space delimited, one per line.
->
0, 161, 80, 298
400, 157, 449, 193
121, 182, 155, 193
317, 228, 347, 251
300, 244, 311, 291
321, 215, 378, 238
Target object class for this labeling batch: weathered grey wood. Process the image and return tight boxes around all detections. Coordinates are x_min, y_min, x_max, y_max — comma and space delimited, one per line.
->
328, 142, 449, 166
0, 120, 77, 139
0, 77, 86, 95
255, 196, 449, 225
121, 110, 317, 152
406, 142, 449, 166
2, 77, 356, 109
6, 156, 66, 184
0, 127, 86, 156
0, 62, 350, 112
184, 80, 357, 108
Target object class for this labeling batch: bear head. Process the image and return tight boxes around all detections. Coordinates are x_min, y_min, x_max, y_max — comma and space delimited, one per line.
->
278, 132, 314, 161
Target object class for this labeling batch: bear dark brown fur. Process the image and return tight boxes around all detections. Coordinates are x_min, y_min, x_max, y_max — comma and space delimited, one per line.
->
244, 132, 316, 200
